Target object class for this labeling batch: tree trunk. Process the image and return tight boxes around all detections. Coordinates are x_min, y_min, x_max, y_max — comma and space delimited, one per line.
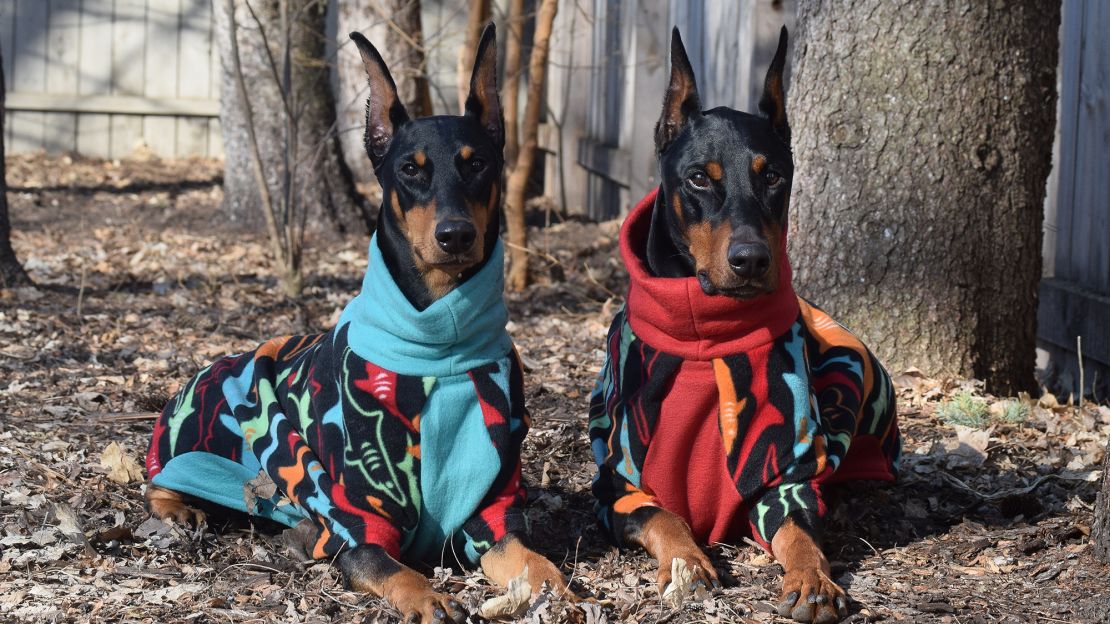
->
788, 1, 1059, 395
457, 0, 492, 114
502, 0, 525, 166
505, 0, 557, 292
370, 0, 433, 118
337, 1, 386, 186
1095, 437, 1110, 562
0, 50, 30, 288
217, 0, 370, 233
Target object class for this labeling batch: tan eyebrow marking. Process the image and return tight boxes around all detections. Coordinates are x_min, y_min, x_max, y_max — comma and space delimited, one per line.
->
705, 161, 723, 180
752, 155, 767, 174
459, 145, 474, 159
413, 151, 426, 167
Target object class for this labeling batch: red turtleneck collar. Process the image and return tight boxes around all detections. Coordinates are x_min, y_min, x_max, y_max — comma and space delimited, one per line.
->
621, 188, 800, 360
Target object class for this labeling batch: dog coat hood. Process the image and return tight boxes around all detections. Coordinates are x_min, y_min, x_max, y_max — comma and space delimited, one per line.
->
589, 189, 901, 551
147, 235, 527, 564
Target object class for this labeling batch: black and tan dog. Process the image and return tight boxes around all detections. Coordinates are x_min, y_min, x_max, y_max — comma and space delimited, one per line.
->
145, 25, 566, 623
588, 27, 902, 624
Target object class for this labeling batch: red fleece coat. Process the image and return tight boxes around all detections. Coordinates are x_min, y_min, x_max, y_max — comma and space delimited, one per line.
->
588, 189, 901, 550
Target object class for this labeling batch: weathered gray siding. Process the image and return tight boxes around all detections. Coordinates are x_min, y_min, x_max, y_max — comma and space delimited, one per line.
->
2, 0, 221, 158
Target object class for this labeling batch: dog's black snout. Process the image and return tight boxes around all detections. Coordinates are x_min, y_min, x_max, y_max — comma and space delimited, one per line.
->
727, 242, 771, 278
434, 219, 477, 254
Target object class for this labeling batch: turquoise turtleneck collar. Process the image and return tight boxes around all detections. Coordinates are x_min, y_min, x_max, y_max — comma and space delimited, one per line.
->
336, 234, 512, 378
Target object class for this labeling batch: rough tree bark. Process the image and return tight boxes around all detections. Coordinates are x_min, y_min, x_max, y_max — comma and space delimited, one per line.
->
1095, 438, 1110, 562
0, 50, 30, 288
788, 1, 1059, 395
504, 0, 557, 292
337, 1, 383, 186
337, 0, 433, 187
457, 0, 492, 114
370, 0, 433, 117
217, 0, 369, 233
502, 0, 525, 166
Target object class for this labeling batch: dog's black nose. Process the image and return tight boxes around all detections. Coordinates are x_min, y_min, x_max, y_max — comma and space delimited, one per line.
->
434, 220, 477, 254
727, 242, 771, 278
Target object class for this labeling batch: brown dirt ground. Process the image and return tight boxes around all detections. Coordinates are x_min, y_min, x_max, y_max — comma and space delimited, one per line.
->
1, 154, 1108, 624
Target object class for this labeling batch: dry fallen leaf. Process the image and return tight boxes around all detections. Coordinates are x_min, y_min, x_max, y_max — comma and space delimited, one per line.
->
54, 502, 96, 557
243, 470, 279, 514
478, 565, 532, 619
100, 442, 144, 484
661, 557, 709, 609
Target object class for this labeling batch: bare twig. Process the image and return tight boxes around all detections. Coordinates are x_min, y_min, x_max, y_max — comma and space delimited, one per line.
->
504, 0, 559, 291
225, 0, 286, 269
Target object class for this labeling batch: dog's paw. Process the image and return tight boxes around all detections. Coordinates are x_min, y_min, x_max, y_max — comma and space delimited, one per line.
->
146, 487, 206, 526
523, 551, 570, 597
656, 548, 720, 595
395, 590, 467, 624
777, 568, 848, 624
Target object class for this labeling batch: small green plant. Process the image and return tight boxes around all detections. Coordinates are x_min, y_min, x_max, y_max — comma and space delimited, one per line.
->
936, 392, 990, 427
998, 399, 1030, 424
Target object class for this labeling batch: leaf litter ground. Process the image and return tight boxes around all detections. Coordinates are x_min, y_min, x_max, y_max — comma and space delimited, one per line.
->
1, 154, 1108, 623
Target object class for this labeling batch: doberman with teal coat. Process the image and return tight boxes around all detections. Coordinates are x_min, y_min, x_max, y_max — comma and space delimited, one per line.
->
145, 25, 566, 624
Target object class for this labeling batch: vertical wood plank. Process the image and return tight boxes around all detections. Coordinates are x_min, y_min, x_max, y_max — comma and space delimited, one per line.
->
1, 1, 16, 148
1053, 0, 1084, 284
701, 0, 740, 108
77, 114, 111, 157
177, 0, 212, 156
13, 0, 47, 93
143, 0, 179, 156
8, 112, 46, 152
78, 0, 115, 156
42, 112, 78, 152
207, 117, 222, 155
79, 0, 115, 96
1076, 0, 1109, 291
110, 0, 147, 156
176, 116, 208, 156
11, 0, 48, 152
45, 0, 81, 152
625, 0, 666, 206
543, 0, 589, 215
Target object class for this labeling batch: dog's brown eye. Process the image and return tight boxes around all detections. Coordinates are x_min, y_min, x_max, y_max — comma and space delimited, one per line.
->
470, 158, 486, 172
401, 163, 419, 176
763, 170, 782, 186
687, 171, 710, 189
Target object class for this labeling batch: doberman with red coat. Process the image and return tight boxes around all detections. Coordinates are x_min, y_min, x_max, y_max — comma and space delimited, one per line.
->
588, 27, 901, 624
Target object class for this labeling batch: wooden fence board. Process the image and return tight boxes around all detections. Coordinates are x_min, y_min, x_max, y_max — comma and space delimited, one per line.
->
143, 0, 181, 155
76, 0, 116, 156
45, 0, 82, 152
1075, 0, 1109, 292
9, 0, 47, 151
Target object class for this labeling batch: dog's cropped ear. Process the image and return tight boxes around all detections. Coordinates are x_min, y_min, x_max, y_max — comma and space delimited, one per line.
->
655, 27, 701, 154
464, 23, 504, 149
758, 26, 790, 143
350, 31, 410, 165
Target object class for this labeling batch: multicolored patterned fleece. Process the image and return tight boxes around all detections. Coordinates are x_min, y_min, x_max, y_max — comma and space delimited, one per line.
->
589, 189, 901, 552
146, 236, 528, 565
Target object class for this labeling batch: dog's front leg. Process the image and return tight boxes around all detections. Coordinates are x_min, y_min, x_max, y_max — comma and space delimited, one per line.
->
479, 532, 568, 597
771, 513, 847, 624
337, 544, 467, 623
623, 506, 720, 593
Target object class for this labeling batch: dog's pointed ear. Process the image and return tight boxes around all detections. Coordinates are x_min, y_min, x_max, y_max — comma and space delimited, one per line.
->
350, 31, 410, 164
464, 23, 504, 149
758, 26, 790, 143
655, 27, 701, 154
